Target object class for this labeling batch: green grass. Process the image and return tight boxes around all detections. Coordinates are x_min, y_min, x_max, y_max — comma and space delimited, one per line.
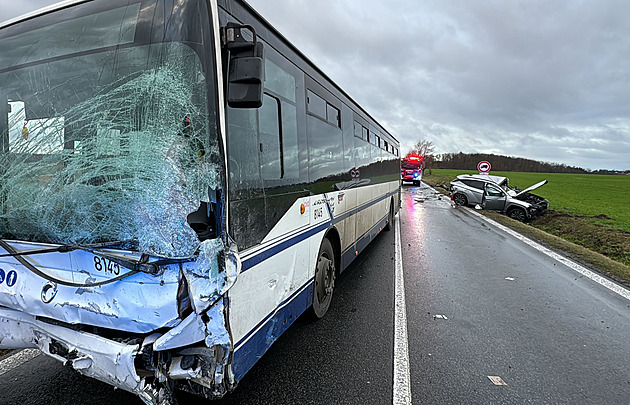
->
429, 169, 630, 232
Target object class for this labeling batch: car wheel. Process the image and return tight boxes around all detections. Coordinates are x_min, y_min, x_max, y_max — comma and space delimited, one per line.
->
507, 207, 527, 222
453, 193, 468, 206
310, 238, 336, 319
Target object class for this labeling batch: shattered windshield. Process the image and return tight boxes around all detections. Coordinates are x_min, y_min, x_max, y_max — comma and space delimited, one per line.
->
0, 1, 220, 258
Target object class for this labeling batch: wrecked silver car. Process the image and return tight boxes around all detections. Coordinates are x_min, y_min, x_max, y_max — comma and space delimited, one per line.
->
449, 174, 548, 221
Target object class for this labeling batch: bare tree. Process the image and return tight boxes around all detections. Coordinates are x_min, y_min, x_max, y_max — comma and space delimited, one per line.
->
410, 140, 435, 156
409, 140, 435, 168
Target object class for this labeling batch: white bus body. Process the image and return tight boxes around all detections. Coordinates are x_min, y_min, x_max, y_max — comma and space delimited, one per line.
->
0, 0, 400, 402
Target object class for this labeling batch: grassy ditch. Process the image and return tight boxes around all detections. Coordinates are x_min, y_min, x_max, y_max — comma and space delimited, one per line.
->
423, 170, 630, 284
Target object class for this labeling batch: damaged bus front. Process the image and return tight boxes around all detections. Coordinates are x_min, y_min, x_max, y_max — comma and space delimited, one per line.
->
0, 0, 242, 402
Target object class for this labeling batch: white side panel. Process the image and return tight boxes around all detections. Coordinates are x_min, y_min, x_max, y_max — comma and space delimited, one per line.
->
356, 186, 372, 238
228, 233, 315, 345
228, 181, 398, 346
341, 188, 357, 251
261, 197, 310, 244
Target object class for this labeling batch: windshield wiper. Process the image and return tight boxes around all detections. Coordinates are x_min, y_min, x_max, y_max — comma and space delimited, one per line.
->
0, 239, 190, 275
0, 240, 136, 258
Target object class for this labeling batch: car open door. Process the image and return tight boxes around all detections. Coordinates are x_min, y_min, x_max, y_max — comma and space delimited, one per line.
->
482, 183, 508, 211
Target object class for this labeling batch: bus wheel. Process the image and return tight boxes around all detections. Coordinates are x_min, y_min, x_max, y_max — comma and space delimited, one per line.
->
310, 238, 336, 319
384, 199, 394, 231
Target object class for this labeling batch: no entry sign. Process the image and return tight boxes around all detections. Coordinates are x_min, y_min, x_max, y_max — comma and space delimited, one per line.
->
477, 161, 491, 173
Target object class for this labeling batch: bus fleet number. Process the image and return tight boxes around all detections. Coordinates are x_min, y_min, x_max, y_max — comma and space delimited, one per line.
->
93, 256, 120, 276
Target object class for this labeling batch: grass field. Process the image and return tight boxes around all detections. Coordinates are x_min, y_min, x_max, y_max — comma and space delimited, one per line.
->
430, 169, 630, 232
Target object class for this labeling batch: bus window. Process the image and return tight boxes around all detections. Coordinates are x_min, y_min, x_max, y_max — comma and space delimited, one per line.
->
260, 94, 281, 180
264, 60, 296, 103
354, 121, 362, 138
228, 108, 262, 199
326, 103, 340, 128
263, 56, 300, 181
307, 90, 326, 119
281, 101, 299, 179
307, 115, 343, 182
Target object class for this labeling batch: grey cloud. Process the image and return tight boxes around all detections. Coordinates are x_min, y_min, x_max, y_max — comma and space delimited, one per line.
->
2, 0, 629, 169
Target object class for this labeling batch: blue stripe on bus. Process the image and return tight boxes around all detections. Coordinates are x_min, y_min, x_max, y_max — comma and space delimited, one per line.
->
231, 190, 397, 382
241, 222, 330, 272
232, 279, 313, 381
239, 189, 397, 273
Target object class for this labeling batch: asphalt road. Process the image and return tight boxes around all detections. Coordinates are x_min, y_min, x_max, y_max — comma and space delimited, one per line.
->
401, 184, 630, 404
1, 183, 629, 404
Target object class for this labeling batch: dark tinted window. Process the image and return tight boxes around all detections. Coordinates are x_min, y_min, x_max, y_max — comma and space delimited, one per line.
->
308, 115, 343, 181
326, 103, 340, 127
227, 108, 261, 200
260, 94, 281, 180
463, 180, 485, 190
307, 90, 326, 119
354, 121, 362, 138
281, 101, 299, 179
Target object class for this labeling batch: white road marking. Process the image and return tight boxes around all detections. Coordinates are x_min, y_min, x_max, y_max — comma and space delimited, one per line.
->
393, 215, 412, 405
466, 208, 630, 302
0, 349, 40, 377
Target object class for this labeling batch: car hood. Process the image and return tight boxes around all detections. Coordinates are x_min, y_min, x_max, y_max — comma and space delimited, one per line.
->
515, 180, 547, 197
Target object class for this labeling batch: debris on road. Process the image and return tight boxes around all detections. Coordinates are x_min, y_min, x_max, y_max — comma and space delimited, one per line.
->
488, 376, 508, 386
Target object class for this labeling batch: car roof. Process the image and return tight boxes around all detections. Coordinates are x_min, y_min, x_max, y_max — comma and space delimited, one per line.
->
455, 174, 508, 185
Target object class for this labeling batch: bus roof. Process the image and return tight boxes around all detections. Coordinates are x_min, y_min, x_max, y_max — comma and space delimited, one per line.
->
0, 0, 89, 29
235, 0, 398, 144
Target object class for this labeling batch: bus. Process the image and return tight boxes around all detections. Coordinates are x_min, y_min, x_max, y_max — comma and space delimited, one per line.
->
0, 0, 400, 403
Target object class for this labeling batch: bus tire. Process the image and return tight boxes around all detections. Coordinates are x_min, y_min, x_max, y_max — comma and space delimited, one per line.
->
384, 198, 394, 231
310, 238, 336, 319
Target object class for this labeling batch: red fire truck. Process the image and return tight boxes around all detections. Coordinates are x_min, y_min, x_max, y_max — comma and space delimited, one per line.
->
401, 154, 423, 186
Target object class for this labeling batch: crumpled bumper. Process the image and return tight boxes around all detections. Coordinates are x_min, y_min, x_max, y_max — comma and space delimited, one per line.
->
0, 238, 241, 405
0, 297, 235, 404
0, 306, 143, 393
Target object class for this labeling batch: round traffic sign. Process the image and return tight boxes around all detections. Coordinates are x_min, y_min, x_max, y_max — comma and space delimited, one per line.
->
477, 161, 491, 173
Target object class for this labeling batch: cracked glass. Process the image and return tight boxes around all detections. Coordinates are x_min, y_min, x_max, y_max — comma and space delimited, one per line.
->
0, 4, 220, 258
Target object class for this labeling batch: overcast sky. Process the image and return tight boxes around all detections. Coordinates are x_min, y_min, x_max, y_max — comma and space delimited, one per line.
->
2, 0, 629, 170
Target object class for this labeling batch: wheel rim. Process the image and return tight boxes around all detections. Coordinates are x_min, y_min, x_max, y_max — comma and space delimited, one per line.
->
315, 252, 335, 304
509, 209, 526, 221
454, 194, 466, 206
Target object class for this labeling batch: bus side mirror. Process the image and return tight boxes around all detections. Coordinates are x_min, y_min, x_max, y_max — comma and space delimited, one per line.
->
222, 23, 264, 109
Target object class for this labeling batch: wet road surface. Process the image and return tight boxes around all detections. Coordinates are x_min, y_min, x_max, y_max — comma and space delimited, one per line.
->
401, 183, 630, 404
1, 183, 629, 404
